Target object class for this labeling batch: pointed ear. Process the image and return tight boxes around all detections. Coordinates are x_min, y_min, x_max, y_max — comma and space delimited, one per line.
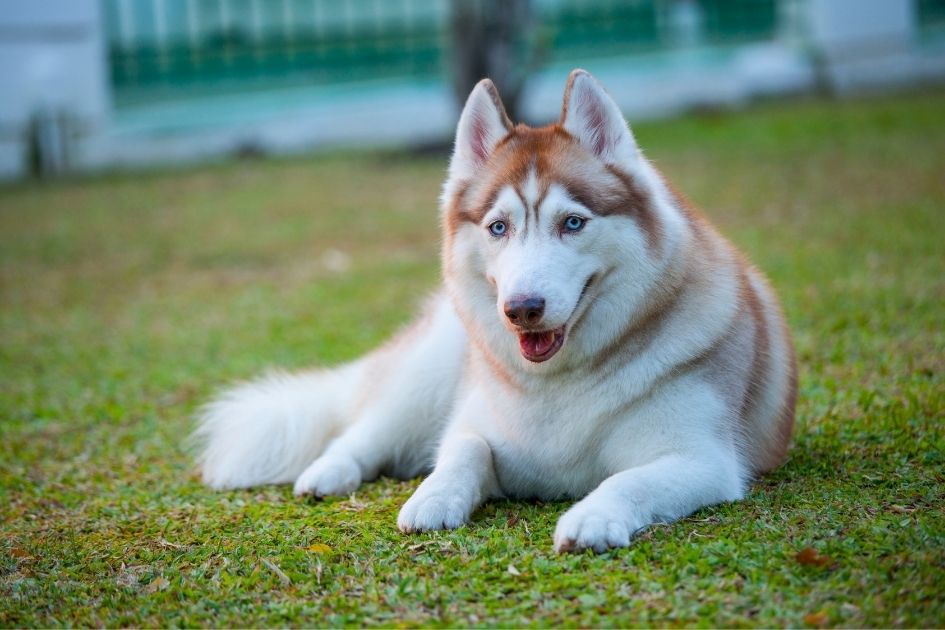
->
448, 79, 514, 181
560, 69, 638, 166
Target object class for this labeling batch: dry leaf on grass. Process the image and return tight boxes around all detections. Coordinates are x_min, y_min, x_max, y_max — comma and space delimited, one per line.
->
261, 558, 292, 586
803, 611, 829, 627
796, 547, 833, 568
306, 543, 332, 554
145, 576, 169, 594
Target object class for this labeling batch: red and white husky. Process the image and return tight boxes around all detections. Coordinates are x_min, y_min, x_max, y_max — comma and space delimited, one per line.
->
197, 70, 796, 553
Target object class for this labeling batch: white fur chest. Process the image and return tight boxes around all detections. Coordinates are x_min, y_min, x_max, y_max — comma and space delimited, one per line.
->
473, 375, 627, 500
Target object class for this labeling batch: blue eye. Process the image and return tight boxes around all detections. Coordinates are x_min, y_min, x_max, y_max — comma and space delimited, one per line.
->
563, 215, 586, 232
489, 220, 508, 237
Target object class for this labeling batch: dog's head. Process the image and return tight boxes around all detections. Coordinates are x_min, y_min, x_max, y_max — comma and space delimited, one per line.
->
441, 70, 676, 372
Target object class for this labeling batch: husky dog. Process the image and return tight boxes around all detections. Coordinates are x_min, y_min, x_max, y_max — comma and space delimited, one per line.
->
196, 70, 796, 553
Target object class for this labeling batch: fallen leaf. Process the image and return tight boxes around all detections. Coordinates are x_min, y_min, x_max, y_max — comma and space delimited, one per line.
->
145, 576, 169, 593
507, 564, 521, 576
407, 540, 452, 552
261, 558, 292, 586
339, 495, 368, 512
9, 548, 31, 559
796, 547, 833, 568
116, 564, 147, 588
306, 543, 331, 554
803, 611, 829, 627
507, 514, 520, 527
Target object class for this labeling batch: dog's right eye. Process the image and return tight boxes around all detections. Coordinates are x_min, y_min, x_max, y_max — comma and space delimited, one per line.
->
488, 220, 508, 237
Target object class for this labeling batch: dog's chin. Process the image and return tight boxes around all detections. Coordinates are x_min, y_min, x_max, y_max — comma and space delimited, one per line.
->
517, 326, 566, 363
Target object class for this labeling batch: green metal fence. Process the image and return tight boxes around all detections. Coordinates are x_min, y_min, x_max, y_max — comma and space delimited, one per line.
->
104, 0, 449, 102
104, 0, 781, 105
541, 0, 777, 61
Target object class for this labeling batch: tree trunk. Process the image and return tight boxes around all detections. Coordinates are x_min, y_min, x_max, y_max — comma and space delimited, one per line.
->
449, 0, 535, 124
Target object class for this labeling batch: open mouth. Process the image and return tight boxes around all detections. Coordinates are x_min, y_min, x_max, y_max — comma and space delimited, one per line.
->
518, 326, 566, 363
509, 274, 597, 364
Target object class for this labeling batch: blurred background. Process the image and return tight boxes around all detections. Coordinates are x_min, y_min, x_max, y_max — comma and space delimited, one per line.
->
2, 0, 945, 180
2, 6, 944, 624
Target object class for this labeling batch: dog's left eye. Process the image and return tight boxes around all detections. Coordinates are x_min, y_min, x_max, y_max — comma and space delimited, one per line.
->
488, 220, 508, 237
563, 215, 586, 232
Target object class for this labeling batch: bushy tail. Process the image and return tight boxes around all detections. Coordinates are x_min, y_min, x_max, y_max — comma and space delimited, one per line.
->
194, 360, 366, 489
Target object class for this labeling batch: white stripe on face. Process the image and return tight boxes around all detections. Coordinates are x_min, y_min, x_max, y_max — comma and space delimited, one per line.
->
479, 178, 604, 334
521, 167, 541, 230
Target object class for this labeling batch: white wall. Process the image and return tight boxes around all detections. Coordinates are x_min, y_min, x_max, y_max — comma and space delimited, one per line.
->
0, 0, 109, 178
805, 0, 921, 92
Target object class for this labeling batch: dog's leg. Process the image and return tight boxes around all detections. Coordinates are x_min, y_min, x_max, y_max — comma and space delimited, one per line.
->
552, 451, 745, 553
396, 428, 500, 532
291, 396, 446, 498
553, 376, 749, 553
293, 294, 467, 497
290, 421, 378, 498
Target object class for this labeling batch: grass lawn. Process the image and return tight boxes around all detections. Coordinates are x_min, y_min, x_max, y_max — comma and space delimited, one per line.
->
1, 88, 944, 627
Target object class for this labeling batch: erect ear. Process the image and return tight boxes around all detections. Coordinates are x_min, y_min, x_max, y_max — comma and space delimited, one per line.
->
560, 69, 638, 166
448, 79, 514, 181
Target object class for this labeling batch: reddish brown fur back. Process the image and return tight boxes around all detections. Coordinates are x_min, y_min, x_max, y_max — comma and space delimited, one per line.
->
670, 183, 797, 474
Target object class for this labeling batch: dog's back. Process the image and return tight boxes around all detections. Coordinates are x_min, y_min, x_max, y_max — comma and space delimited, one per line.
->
661, 188, 796, 476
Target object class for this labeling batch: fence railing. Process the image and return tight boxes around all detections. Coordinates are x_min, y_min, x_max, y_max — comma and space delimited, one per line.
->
104, 0, 780, 105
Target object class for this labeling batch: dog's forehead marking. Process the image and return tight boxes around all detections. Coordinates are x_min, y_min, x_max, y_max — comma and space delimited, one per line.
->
493, 185, 526, 221
516, 166, 543, 232
520, 166, 540, 207
540, 183, 578, 216
484, 170, 563, 238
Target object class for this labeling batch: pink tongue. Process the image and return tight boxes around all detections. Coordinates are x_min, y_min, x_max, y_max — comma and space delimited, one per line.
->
519, 331, 555, 356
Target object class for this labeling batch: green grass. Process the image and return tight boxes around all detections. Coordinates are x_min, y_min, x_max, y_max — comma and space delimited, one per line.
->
2, 89, 944, 627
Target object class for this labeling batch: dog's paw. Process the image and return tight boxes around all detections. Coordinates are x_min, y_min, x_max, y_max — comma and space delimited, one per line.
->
293, 454, 362, 497
397, 487, 471, 533
553, 500, 637, 553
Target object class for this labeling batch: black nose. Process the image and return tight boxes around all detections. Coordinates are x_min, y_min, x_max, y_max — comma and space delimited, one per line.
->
504, 297, 545, 326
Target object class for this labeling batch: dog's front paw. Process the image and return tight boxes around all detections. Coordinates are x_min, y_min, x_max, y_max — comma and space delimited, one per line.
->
553, 500, 638, 553
293, 454, 362, 497
397, 486, 472, 533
